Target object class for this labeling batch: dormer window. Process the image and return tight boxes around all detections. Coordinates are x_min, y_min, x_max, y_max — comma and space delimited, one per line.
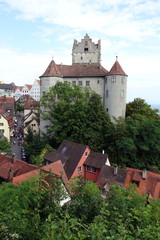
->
62, 147, 67, 153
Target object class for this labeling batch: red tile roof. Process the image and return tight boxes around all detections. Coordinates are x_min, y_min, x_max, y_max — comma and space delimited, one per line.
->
126, 168, 160, 199
40, 60, 108, 78
0, 110, 14, 128
24, 99, 39, 110
0, 154, 38, 180
41, 60, 63, 77
25, 84, 32, 90
108, 60, 127, 76
36, 80, 40, 85
42, 161, 69, 190
0, 96, 15, 103
12, 161, 69, 192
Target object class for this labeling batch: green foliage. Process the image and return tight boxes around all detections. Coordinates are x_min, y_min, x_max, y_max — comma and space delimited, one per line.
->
24, 128, 46, 163
16, 104, 24, 112
0, 177, 160, 239
64, 177, 102, 223
126, 98, 160, 121
40, 82, 112, 151
0, 135, 11, 154
0, 174, 67, 240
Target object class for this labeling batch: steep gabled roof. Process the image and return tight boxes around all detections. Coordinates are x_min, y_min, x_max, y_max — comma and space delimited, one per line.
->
25, 84, 32, 90
40, 60, 63, 77
57, 140, 90, 180
44, 140, 90, 180
108, 60, 127, 76
84, 152, 109, 169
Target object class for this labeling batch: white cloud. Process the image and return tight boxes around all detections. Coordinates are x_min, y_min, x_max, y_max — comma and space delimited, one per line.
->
2, 0, 160, 42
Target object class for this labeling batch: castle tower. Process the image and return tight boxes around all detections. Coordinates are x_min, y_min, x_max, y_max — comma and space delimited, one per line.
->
72, 34, 101, 64
40, 60, 63, 132
104, 57, 128, 121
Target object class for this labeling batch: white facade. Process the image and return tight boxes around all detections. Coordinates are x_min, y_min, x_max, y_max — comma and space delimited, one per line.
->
22, 84, 32, 95
30, 80, 40, 101
14, 87, 23, 101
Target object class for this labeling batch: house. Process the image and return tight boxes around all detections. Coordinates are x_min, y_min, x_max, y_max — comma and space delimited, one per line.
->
84, 151, 110, 182
30, 80, 40, 101
44, 140, 110, 181
0, 154, 38, 183
24, 96, 39, 116
23, 114, 40, 136
40, 34, 128, 132
0, 96, 15, 115
44, 140, 91, 180
0, 109, 15, 141
12, 160, 70, 205
125, 168, 160, 200
22, 84, 32, 95
14, 86, 23, 101
0, 83, 15, 97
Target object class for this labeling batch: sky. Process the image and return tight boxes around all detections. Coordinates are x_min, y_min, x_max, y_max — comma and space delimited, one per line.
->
0, 0, 160, 105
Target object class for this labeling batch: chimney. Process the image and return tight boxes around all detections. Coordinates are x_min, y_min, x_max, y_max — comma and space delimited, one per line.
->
8, 168, 14, 182
152, 167, 158, 173
102, 149, 105, 154
11, 153, 16, 164
114, 166, 118, 176
142, 169, 147, 180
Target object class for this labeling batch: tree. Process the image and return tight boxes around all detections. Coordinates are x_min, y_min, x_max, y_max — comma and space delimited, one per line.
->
0, 135, 11, 154
24, 128, 45, 163
63, 176, 102, 223
126, 98, 160, 121
40, 82, 112, 151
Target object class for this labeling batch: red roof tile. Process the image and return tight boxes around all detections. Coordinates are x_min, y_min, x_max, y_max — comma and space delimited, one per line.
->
40, 61, 108, 78
41, 60, 63, 77
0, 154, 38, 180
26, 84, 32, 90
108, 60, 127, 76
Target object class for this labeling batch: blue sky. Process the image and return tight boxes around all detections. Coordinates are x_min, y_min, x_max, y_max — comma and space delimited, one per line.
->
0, 0, 160, 105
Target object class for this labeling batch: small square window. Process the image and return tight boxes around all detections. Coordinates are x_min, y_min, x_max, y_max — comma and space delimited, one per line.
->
79, 81, 83, 86
84, 47, 88, 52
78, 166, 82, 173
86, 81, 90, 87
112, 77, 116, 82
72, 81, 76, 85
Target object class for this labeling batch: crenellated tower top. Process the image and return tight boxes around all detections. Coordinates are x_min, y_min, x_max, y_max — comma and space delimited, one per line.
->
72, 34, 101, 64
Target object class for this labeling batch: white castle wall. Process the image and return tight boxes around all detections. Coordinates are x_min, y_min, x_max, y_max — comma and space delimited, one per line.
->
104, 75, 127, 120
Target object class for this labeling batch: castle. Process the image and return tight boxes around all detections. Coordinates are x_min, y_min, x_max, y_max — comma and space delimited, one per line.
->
40, 34, 127, 132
